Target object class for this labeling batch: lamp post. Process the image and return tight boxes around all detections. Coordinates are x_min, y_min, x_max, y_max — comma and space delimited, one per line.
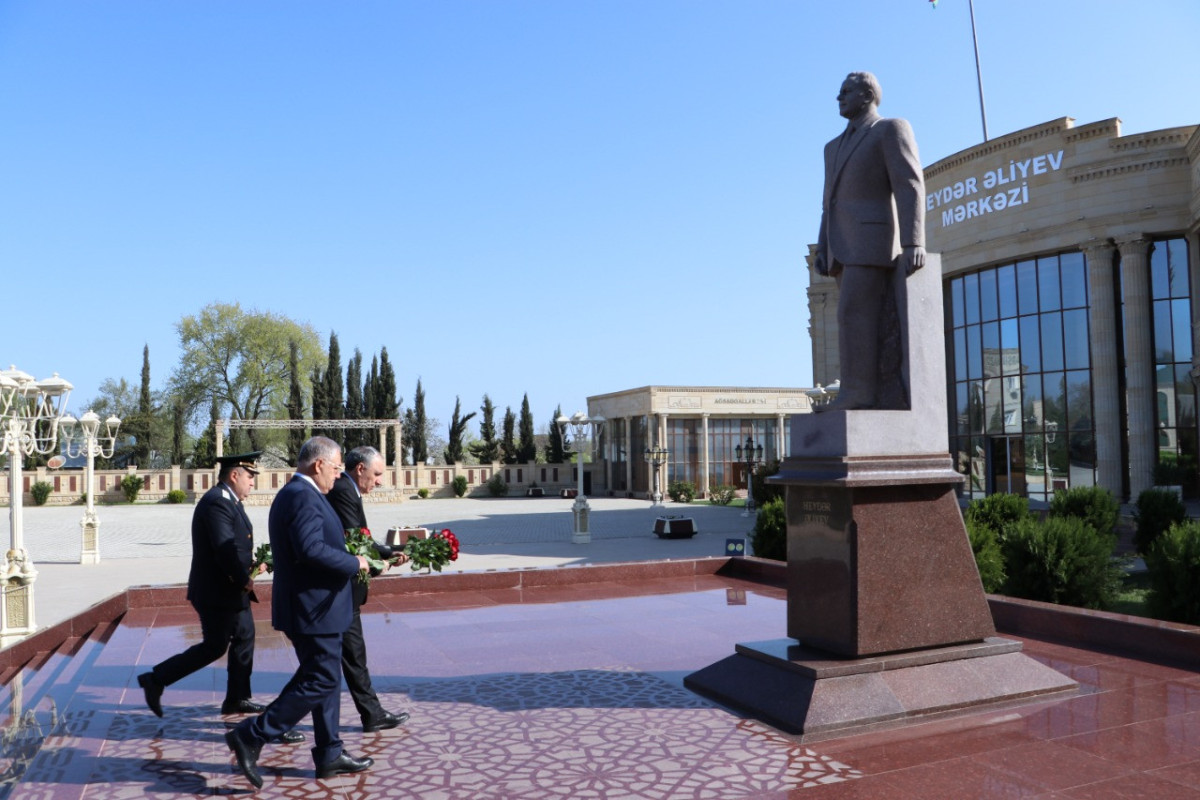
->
0, 366, 73, 637
59, 411, 121, 564
643, 445, 668, 506
735, 436, 764, 518
556, 411, 604, 544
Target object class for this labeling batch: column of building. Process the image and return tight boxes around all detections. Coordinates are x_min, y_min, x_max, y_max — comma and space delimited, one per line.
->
776, 413, 786, 461
1083, 241, 1122, 497
622, 416, 632, 497
1118, 235, 1156, 499
701, 413, 710, 498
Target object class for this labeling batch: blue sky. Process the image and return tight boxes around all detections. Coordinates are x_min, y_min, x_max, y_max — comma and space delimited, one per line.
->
2, 0, 1197, 435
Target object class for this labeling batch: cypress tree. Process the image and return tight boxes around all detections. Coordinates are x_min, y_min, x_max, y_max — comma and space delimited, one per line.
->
171, 396, 185, 466
323, 333, 344, 447
517, 394, 536, 463
443, 396, 477, 465
345, 349, 363, 450
468, 394, 499, 463
412, 378, 427, 464
501, 407, 517, 465
545, 404, 567, 463
310, 365, 326, 439
377, 347, 399, 419
286, 339, 306, 462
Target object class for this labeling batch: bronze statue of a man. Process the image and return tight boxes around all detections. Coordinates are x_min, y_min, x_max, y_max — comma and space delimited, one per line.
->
814, 71, 925, 412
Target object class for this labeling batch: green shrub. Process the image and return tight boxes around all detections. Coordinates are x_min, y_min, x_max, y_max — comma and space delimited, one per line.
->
964, 493, 1031, 544
752, 460, 784, 506
1003, 516, 1121, 609
30, 481, 52, 506
708, 484, 735, 505
1048, 485, 1119, 538
667, 481, 696, 503
79, 491, 88, 506
486, 474, 508, 497
750, 497, 786, 561
417, 487, 430, 499
166, 489, 188, 504
452, 475, 469, 497
1134, 488, 1187, 555
120, 474, 143, 503
1145, 521, 1200, 624
965, 517, 1006, 593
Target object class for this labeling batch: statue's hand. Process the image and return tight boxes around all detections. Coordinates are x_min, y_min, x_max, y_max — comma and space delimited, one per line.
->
901, 246, 926, 275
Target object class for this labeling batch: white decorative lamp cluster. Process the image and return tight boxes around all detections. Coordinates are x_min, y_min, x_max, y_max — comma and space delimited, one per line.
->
555, 411, 605, 544
0, 366, 73, 637
60, 410, 121, 564
643, 445, 669, 506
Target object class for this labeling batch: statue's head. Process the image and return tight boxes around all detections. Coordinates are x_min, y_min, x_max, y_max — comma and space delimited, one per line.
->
838, 71, 881, 119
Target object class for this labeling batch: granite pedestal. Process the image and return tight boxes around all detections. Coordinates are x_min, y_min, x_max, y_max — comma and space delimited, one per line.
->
685, 256, 1077, 738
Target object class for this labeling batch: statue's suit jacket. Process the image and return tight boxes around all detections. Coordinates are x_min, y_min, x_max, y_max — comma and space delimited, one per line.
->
268, 475, 361, 636
817, 110, 924, 270
186, 482, 255, 611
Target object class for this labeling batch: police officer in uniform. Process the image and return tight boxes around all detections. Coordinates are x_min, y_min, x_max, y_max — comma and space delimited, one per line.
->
136, 452, 303, 744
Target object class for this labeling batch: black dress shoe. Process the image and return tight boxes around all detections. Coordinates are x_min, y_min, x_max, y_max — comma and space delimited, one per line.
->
224, 729, 264, 789
316, 752, 374, 779
362, 710, 409, 732
137, 672, 164, 718
221, 699, 266, 715
274, 728, 305, 745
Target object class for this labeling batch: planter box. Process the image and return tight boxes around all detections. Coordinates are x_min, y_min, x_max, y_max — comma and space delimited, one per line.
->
386, 527, 429, 547
653, 517, 697, 539
525, 488, 545, 497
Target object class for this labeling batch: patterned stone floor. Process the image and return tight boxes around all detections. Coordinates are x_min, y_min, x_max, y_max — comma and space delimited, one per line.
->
3, 573, 1200, 798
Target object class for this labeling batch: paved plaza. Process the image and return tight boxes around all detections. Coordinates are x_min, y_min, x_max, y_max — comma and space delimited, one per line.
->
6, 495, 759, 632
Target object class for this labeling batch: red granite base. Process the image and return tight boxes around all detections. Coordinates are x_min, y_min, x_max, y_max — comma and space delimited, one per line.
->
684, 635, 1078, 742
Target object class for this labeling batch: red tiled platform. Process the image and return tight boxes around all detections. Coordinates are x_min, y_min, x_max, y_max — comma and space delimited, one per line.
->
1, 560, 1200, 799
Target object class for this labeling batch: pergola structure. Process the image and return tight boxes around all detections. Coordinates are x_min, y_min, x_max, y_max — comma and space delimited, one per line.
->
215, 418, 403, 474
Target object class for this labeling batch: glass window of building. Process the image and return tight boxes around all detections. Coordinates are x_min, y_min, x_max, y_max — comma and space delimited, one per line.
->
1150, 238, 1196, 485
947, 251, 1096, 502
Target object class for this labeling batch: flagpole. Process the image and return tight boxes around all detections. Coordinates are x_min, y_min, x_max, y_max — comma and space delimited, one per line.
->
968, 0, 989, 140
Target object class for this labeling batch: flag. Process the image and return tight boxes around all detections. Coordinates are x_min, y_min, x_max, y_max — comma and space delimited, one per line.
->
930, 0, 939, 7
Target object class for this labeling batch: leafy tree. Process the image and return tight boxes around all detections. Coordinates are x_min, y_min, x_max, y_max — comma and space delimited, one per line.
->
286, 339, 306, 462
469, 394, 500, 463
443, 397, 478, 465
501, 406, 517, 464
171, 302, 322, 450
517, 394, 536, 463
192, 397, 222, 468
345, 348, 364, 450
545, 405, 567, 463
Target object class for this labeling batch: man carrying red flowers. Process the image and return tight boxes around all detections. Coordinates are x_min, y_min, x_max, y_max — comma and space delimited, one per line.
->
326, 446, 410, 733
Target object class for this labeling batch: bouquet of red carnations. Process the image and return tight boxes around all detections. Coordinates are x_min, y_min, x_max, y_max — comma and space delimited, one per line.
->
404, 528, 460, 572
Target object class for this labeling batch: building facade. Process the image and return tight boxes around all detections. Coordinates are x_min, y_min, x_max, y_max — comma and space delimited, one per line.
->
810, 116, 1200, 501
586, 386, 814, 499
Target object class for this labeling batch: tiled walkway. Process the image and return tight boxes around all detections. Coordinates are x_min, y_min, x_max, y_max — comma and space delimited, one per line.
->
5, 571, 1200, 799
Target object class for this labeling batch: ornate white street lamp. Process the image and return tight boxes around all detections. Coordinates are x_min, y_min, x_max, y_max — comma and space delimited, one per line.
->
556, 412, 604, 544
735, 436, 764, 518
643, 446, 669, 506
60, 411, 121, 564
0, 366, 73, 637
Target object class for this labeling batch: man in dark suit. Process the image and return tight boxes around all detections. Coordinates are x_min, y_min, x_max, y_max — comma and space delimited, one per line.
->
326, 445, 410, 732
814, 71, 926, 412
137, 451, 300, 743
225, 437, 373, 788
